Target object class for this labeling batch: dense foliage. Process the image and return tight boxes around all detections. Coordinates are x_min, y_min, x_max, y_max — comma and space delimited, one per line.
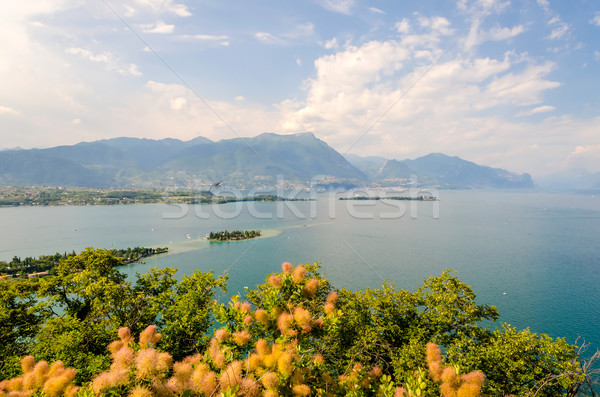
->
0, 252, 77, 277
0, 247, 167, 278
208, 230, 262, 241
1, 249, 597, 396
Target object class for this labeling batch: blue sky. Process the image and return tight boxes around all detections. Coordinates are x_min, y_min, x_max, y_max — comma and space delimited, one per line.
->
0, 0, 599, 176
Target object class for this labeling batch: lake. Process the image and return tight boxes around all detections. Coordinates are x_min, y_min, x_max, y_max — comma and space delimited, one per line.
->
1, 190, 599, 354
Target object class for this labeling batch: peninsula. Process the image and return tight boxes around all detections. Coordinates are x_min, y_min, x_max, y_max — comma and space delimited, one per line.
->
0, 246, 168, 279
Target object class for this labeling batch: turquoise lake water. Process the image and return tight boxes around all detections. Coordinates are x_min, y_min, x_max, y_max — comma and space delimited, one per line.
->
1, 190, 599, 354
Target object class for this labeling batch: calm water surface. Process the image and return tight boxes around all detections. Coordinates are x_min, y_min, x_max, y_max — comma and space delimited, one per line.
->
1, 191, 599, 353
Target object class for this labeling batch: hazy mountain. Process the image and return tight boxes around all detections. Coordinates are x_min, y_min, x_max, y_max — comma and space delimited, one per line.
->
535, 169, 600, 190
346, 153, 534, 189
0, 150, 113, 187
406, 153, 534, 188
0, 133, 366, 188
161, 132, 366, 185
343, 154, 387, 179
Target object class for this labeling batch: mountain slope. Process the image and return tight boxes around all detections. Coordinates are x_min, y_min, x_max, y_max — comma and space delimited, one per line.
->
0, 133, 366, 188
406, 153, 533, 188
163, 133, 366, 184
0, 150, 114, 187
346, 153, 534, 189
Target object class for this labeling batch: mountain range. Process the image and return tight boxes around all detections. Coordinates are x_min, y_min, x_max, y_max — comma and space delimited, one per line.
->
0, 133, 534, 189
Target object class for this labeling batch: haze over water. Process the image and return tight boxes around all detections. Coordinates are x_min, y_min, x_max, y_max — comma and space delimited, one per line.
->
1, 190, 599, 355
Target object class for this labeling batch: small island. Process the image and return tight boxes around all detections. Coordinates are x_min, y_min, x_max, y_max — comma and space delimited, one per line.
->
207, 230, 261, 241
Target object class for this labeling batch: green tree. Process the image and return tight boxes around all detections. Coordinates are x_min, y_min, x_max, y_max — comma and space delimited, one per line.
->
0, 278, 46, 379
159, 270, 228, 360
445, 324, 583, 396
27, 248, 226, 383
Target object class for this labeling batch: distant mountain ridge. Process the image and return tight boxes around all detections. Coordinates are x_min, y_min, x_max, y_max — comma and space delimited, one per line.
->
0, 133, 533, 189
534, 168, 600, 190
345, 152, 533, 189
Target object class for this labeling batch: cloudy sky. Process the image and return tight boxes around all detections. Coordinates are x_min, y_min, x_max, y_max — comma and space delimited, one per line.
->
1, 0, 599, 176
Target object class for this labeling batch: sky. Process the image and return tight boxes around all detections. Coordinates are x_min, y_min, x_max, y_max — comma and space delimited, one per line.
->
0, 0, 599, 177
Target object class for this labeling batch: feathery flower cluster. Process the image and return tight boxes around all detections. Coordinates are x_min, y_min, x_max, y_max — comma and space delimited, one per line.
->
269, 276, 283, 288
324, 291, 338, 316
302, 278, 319, 298
282, 262, 293, 275
92, 325, 172, 395
292, 266, 307, 284
426, 343, 485, 397
0, 356, 78, 397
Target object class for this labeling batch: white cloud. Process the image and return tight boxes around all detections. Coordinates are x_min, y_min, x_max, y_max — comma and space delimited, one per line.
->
572, 145, 591, 155
324, 38, 339, 49
457, 0, 511, 16
565, 143, 600, 172
482, 62, 560, 107
591, 12, 600, 27
255, 23, 314, 46
369, 7, 385, 15
537, 1, 570, 41
65, 48, 142, 76
278, 30, 565, 175
255, 32, 286, 45
170, 97, 187, 110
464, 22, 527, 50
71, 118, 81, 124
395, 18, 411, 34
488, 25, 526, 41
132, 0, 191, 17
595, 51, 600, 61
65, 47, 112, 63
181, 34, 229, 41
516, 105, 555, 117
547, 23, 569, 40
283, 22, 315, 38
279, 40, 411, 134
234, 96, 245, 101
418, 16, 454, 36
180, 34, 230, 46
138, 80, 279, 142
0, 105, 19, 116
123, 5, 136, 17
319, 0, 356, 15
121, 64, 143, 76
140, 21, 174, 34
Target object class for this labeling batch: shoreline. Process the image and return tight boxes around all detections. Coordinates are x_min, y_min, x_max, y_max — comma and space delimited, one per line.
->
0, 186, 312, 208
